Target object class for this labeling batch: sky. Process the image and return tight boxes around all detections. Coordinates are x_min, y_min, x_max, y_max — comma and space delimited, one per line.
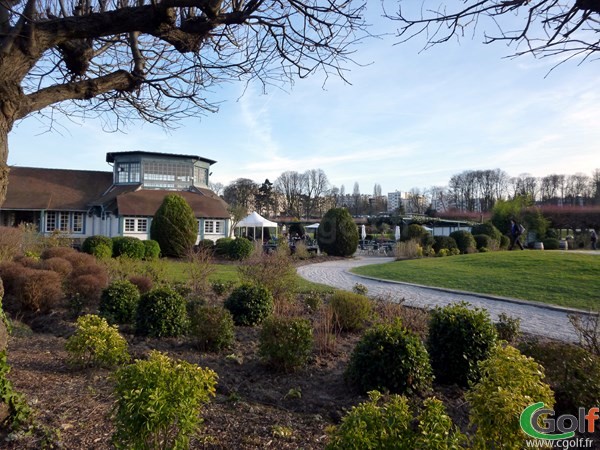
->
7, 3, 600, 196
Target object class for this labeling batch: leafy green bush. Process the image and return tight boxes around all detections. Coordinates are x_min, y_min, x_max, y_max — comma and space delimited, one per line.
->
142, 239, 161, 260
495, 312, 521, 343
326, 391, 465, 450
215, 237, 233, 257
210, 280, 236, 297
111, 236, 145, 259
449, 230, 477, 254
150, 194, 198, 258
259, 316, 313, 372
406, 223, 429, 241
0, 350, 31, 430
432, 236, 457, 254
99, 280, 140, 325
188, 305, 235, 352
345, 321, 433, 395
473, 234, 492, 250
519, 340, 600, 415
543, 238, 560, 250
135, 287, 189, 337
428, 302, 497, 387
65, 314, 129, 368
197, 239, 215, 252
467, 344, 554, 449
224, 283, 273, 326
500, 234, 510, 249
330, 291, 372, 332
317, 208, 359, 257
471, 221, 502, 241
113, 350, 217, 450
352, 283, 368, 296
228, 238, 254, 260
288, 222, 305, 237
82, 235, 114, 258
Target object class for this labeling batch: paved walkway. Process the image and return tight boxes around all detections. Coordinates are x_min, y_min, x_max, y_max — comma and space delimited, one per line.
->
297, 257, 589, 342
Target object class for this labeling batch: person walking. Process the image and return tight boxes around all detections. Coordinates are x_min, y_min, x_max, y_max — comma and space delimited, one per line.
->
591, 229, 598, 250
509, 219, 524, 250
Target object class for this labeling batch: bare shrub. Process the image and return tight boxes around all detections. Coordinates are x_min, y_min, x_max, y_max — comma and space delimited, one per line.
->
62, 251, 97, 268
128, 275, 154, 294
293, 242, 310, 260
569, 313, 600, 356
185, 247, 215, 300
40, 257, 73, 278
16, 268, 64, 312
393, 239, 422, 259
70, 274, 109, 304
41, 246, 77, 260
238, 246, 297, 305
0, 226, 23, 262
0, 261, 26, 297
13, 255, 39, 268
313, 304, 339, 355
373, 296, 429, 341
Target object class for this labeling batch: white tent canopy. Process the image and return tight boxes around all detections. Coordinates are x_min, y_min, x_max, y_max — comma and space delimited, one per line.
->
305, 223, 320, 229
235, 211, 278, 241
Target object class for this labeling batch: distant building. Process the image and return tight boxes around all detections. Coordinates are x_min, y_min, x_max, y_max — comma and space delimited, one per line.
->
387, 190, 406, 213
0, 151, 231, 243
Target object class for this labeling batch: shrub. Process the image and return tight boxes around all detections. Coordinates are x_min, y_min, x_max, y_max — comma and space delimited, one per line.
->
473, 234, 493, 250
406, 223, 429, 241
470, 221, 502, 242
40, 246, 77, 260
449, 230, 477, 254
0, 226, 23, 262
197, 239, 215, 252
432, 236, 458, 254
393, 239, 422, 259
12, 255, 38, 268
69, 274, 108, 304
495, 312, 521, 343
15, 268, 63, 312
259, 316, 313, 372
210, 280, 236, 297
228, 238, 254, 260
150, 194, 197, 258
467, 344, 554, 449
224, 283, 274, 326
82, 235, 114, 258
127, 275, 153, 294
188, 305, 235, 352
0, 350, 31, 430
303, 290, 323, 313
113, 350, 217, 450
352, 283, 368, 296
99, 280, 140, 325
345, 321, 433, 395
135, 287, 189, 337
61, 250, 97, 268
330, 291, 372, 332
519, 340, 600, 415
215, 238, 233, 257
65, 314, 129, 368
112, 236, 145, 259
142, 239, 161, 260
543, 238, 560, 250
427, 302, 497, 387
317, 208, 359, 257
499, 234, 510, 249
288, 222, 305, 237
326, 391, 464, 450
40, 257, 73, 277
437, 248, 449, 257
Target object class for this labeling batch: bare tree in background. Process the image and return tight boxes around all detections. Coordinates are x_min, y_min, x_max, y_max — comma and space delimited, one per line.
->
389, 1, 600, 64
0, 0, 367, 203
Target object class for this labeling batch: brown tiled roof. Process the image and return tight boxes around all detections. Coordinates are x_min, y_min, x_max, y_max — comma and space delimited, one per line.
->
116, 190, 229, 218
1, 167, 112, 211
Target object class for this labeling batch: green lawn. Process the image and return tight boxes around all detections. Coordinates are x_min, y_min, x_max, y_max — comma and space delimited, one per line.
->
352, 252, 600, 310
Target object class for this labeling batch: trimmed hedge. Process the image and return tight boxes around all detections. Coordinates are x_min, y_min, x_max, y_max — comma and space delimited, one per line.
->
224, 283, 273, 326
142, 239, 161, 260
82, 235, 114, 258
112, 237, 145, 259
135, 287, 189, 337
449, 230, 476, 254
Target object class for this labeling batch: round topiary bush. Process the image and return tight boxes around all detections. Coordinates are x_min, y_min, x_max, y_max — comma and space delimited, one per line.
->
228, 238, 254, 260
258, 316, 313, 372
449, 230, 477, 254
288, 222, 305, 238
135, 287, 189, 337
150, 194, 197, 258
470, 221, 502, 242
82, 235, 114, 258
406, 224, 429, 241
473, 234, 492, 251
224, 283, 273, 326
317, 208, 359, 257
432, 235, 458, 254
215, 238, 233, 257
543, 238, 560, 250
99, 280, 140, 324
112, 236, 146, 259
345, 321, 433, 395
427, 302, 497, 387
142, 239, 161, 260
329, 291, 373, 332
197, 239, 215, 252
188, 305, 235, 352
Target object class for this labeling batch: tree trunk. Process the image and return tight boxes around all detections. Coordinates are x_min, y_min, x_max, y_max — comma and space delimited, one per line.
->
0, 115, 10, 207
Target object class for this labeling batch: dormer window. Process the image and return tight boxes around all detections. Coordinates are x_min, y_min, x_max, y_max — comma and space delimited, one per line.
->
115, 162, 141, 183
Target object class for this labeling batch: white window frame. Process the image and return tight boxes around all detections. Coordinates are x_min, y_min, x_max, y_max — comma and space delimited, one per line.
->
124, 217, 148, 233
45, 211, 84, 234
72, 212, 84, 233
204, 220, 223, 235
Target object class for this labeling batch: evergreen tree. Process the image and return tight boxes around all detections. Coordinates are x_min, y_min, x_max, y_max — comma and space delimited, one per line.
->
150, 194, 197, 257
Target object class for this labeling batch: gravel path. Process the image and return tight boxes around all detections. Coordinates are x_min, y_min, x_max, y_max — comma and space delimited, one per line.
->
297, 257, 588, 342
